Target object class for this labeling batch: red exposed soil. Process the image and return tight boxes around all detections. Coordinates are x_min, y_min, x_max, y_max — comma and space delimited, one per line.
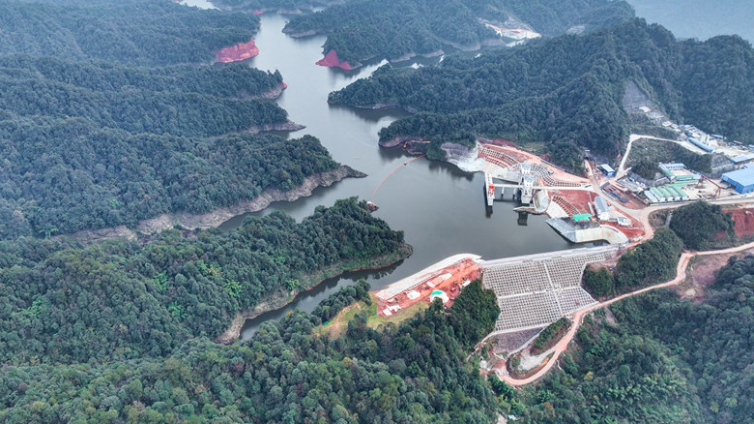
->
215, 39, 259, 63
552, 190, 595, 213
316, 50, 352, 71
725, 208, 754, 237
376, 259, 481, 318
252, 10, 263, 15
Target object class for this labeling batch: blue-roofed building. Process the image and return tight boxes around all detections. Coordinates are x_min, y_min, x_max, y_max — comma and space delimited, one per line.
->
722, 167, 754, 194
731, 154, 754, 165
688, 137, 714, 153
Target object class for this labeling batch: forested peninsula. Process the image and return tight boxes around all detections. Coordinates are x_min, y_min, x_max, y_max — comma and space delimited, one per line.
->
0, 198, 410, 365
0, 2, 354, 240
0, 57, 331, 238
283, 0, 635, 66
213, 0, 336, 14
331, 19, 754, 169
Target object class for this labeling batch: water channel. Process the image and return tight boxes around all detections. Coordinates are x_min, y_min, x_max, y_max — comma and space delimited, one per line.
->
214, 14, 578, 338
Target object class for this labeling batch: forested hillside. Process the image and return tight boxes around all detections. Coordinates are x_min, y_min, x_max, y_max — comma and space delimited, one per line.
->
213, 0, 334, 12
613, 255, 754, 423
0, 58, 287, 138
0, 55, 284, 98
283, 0, 634, 64
332, 19, 754, 166
0, 198, 409, 365
0, 0, 259, 65
0, 275, 500, 424
515, 306, 704, 423
669, 201, 735, 249
0, 56, 330, 238
0, 4, 342, 239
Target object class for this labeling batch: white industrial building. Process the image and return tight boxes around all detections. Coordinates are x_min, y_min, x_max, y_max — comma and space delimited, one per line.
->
594, 196, 611, 221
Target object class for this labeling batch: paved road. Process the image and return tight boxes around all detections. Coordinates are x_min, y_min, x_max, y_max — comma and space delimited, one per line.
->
500, 239, 754, 386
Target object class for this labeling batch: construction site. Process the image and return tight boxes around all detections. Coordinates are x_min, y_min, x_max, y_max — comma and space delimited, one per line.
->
477, 142, 645, 244
373, 246, 620, 338
374, 254, 482, 317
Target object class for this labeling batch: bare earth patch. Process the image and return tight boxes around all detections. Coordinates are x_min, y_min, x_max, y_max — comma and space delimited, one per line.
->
677, 248, 754, 302
315, 302, 367, 339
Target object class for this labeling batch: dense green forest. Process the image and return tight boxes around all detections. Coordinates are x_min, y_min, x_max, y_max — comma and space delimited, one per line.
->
0, 2, 504, 423
332, 19, 754, 167
0, 198, 409, 365
516, 308, 703, 423
0, 56, 287, 138
0, 116, 338, 237
283, 0, 634, 64
0, 7, 335, 239
311, 280, 372, 323
581, 227, 683, 297
669, 201, 735, 249
0, 0, 259, 66
0, 55, 284, 98
0, 276, 500, 424
610, 255, 754, 423
614, 227, 683, 292
213, 0, 334, 12
6, 1, 754, 423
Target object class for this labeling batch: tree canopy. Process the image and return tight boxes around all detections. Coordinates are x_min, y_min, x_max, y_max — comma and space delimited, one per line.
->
283, 0, 634, 64
0, 255, 504, 424
0, 12, 331, 239
0, 0, 260, 66
0, 198, 409, 365
332, 19, 754, 167
669, 201, 735, 249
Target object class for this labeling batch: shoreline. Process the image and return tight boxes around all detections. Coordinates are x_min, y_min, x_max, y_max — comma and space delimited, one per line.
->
215, 243, 413, 344
64, 165, 366, 244
246, 81, 287, 100
248, 120, 305, 134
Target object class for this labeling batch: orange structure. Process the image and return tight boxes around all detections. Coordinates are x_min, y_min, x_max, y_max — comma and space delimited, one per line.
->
375, 255, 482, 317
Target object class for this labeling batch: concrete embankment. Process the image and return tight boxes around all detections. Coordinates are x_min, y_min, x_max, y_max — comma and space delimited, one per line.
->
547, 218, 629, 244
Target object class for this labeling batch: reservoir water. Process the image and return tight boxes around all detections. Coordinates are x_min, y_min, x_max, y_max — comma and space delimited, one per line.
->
231, 14, 577, 337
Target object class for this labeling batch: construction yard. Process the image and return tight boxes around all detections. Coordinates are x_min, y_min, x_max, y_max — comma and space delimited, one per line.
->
374, 254, 482, 318
478, 143, 647, 243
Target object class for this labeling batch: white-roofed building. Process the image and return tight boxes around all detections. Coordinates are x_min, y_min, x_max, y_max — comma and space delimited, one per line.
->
594, 196, 611, 221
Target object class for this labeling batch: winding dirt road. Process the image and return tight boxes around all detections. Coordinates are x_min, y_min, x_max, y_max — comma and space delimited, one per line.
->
500, 239, 754, 386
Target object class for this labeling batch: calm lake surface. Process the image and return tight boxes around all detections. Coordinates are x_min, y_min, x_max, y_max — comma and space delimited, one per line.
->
229, 14, 578, 337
